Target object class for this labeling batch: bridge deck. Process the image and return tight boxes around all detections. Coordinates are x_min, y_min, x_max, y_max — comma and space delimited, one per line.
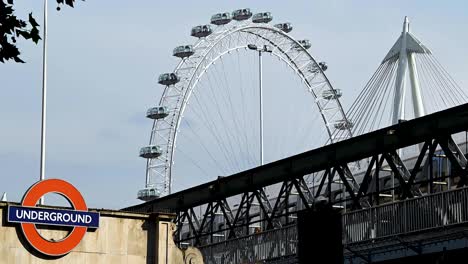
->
125, 102, 468, 213
199, 186, 468, 263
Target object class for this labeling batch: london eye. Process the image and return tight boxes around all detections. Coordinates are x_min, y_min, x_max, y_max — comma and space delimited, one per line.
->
138, 9, 353, 201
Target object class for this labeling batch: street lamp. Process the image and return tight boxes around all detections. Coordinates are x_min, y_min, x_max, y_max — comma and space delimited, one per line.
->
247, 44, 272, 166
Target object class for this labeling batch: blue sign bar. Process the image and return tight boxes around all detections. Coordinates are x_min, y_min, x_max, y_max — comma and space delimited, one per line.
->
8, 205, 100, 228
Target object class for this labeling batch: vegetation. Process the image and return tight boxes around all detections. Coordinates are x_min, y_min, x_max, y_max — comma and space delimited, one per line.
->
0, 0, 80, 63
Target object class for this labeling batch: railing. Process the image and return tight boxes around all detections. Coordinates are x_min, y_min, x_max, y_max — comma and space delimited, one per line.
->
199, 225, 297, 264
200, 187, 468, 263
343, 186, 468, 244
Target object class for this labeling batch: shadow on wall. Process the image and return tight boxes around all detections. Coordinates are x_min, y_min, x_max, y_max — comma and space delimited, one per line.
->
142, 216, 157, 264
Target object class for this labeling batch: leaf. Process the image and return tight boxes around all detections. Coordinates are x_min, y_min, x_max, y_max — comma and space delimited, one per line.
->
18, 20, 27, 28
65, 0, 74, 7
28, 13, 39, 27
16, 29, 31, 40
13, 56, 25, 63
30, 27, 41, 44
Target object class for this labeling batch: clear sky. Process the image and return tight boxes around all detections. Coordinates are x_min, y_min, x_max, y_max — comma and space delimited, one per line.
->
1, 0, 467, 209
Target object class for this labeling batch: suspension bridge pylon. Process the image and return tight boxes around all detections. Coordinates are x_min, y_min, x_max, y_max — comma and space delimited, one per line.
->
383, 16, 431, 124
341, 17, 466, 138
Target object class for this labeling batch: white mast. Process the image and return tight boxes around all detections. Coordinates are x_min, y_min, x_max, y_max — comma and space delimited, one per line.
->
391, 17, 409, 124
385, 17, 429, 125
408, 50, 425, 118
39, 0, 48, 205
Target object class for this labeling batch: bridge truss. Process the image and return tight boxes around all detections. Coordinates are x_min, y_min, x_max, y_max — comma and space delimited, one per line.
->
126, 103, 468, 255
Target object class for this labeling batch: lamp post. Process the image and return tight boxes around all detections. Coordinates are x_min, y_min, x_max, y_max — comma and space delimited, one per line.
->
247, 44, 272, 166
247, 44, 272, 232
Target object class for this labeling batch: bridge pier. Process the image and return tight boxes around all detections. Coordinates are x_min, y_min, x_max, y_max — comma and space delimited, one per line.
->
298, 204, 343, 264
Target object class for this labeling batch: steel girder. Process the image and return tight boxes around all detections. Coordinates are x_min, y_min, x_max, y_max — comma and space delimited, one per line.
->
125, 103, 468, 246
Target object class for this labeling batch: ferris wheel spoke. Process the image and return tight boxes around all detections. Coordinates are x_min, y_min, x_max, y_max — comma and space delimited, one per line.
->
142, 19, 351, 199
233, 50, 259, 167
234, 50, 256, 167
189, 91, 242, 173
184, 85, 237, 166
202, 71, 247, 171
216, 57, 253, 166
176, 140, 214, 178
179, 118, 228, 175
204, 71, 248, 169
246, 51, 260, 164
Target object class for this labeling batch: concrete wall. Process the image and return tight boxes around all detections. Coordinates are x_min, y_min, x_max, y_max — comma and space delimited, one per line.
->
0, 202, 168, 264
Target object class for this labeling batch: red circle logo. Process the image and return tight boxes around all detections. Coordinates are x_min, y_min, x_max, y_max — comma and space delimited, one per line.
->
21, 179, 88, 256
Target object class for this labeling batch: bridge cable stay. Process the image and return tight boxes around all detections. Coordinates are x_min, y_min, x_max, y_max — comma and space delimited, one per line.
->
333, 17, 468, 141
323, 17, 468, 208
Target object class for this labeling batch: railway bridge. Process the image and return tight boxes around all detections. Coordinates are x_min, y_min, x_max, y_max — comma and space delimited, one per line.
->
126, 102, 468, 263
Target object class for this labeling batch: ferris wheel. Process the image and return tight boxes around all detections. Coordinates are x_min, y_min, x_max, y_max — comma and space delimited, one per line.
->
138, 9, 353, 201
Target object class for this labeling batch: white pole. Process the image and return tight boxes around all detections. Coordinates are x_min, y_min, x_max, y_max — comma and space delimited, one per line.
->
259, 51, 264, 166
391, 17, 410, 125
39, 0, 48, 205
408, 52, 425, 118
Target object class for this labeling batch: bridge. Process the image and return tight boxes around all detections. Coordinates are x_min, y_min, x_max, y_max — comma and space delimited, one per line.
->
126, 101, 468, 263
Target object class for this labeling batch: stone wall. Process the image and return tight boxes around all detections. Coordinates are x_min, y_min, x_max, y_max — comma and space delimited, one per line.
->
0, 201, 166, 264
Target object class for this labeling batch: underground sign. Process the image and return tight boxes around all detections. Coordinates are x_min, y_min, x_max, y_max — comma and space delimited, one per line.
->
7, 179, 99, 256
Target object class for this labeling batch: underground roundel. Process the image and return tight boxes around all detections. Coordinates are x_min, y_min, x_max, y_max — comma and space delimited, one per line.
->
7, 179, 100, 256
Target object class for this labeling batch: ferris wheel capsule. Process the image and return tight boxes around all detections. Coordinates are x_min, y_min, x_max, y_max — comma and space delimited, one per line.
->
158, 73, 180, 86
319, 62, 328, 71
297, 39, 311, 50
146, 106, 169, 119
139, 145, 163, 159
137, 187, 160, 201
141, 11, 354, 200
252, 12, 273, 23
211, 12, 232, 25
322, 89, 342, 100
232, 8, 252, 21
173, 45, 194, 58
274, 23, 293, 33
334, 120, 354, 130
191, 25, 213, 38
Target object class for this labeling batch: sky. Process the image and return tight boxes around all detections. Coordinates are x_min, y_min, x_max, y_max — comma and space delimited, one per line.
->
1, 0, 467, 209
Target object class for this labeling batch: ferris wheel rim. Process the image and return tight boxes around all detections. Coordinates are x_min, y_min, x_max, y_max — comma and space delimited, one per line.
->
144, 21, 352, 198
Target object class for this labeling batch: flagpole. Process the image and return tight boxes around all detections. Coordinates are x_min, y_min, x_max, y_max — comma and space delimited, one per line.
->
39, 0, 48, 205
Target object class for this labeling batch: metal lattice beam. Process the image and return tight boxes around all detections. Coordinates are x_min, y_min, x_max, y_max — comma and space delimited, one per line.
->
126, 102, 468, 213
125, 103, 468, 246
